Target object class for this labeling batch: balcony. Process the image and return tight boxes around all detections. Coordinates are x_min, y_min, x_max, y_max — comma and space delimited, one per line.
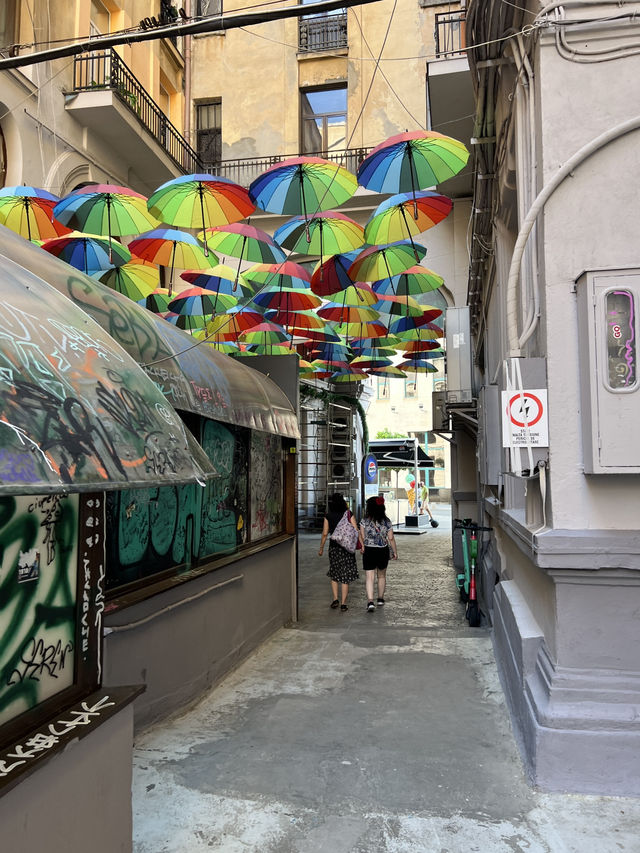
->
212, 146, 371, 187
434, 11, 466, 58
66, 49, 202, 190
299, 12, 348, 53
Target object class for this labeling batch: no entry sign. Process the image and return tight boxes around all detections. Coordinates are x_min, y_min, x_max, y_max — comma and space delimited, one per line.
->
501, 389, 549, 447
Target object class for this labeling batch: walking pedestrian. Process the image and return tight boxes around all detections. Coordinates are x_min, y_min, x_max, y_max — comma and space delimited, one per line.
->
359, 495, 397, 612
318, 493, 359, 611
419, 482, 439, 527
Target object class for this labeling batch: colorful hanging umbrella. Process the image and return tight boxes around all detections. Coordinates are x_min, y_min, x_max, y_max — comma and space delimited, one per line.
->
129, 228, 211, 293
333, 319, 389, 340
41, 231, 131, 274
205, 306, 265, 339
274, 211, 364, 265
401, 339, 444, 353
394, 324, 444, 343
0, 186, 71, 241
400, 350, 443, 360
373, 293, 425, 317
349, 354, 394, 369
330, 370, 367, 383
252, 287, 321, 312
181, 264, 254, 298
139, 287, 174, 313
272, 309, 326, 333
168, 287, 237, 317
368, 365, 408, 378
249, 156, 358, 221
95, 258, 159, 301
147, 174, 255, 257
348, 241, 427, 283
372, 265, 444, 297
317, 302, 380, 324
388, 309, 443, 337
364, 191, 452, 247
243, 261, 311, 290
357, 130, 470, 197
240, 321, 292, 347
53, 184, 159, 261
198, 222, 286, 263
398, 360, 439, 373
163, 311, 208, 332
310, 248, 361, 296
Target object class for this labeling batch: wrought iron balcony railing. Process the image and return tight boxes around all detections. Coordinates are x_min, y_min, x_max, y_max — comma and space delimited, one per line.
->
211, 147, 371, 187
72, 49, 202, 174
299, 12, 348, 52
434, 11, 466, 58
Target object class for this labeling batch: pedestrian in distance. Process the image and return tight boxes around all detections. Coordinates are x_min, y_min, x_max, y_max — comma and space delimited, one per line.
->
318, 492, 359, 611
359, 495, 397, 612
419, 481, 439, 527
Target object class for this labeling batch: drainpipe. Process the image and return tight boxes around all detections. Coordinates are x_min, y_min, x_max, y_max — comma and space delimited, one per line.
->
506, 115, 640, 356
183, 0, 192, 152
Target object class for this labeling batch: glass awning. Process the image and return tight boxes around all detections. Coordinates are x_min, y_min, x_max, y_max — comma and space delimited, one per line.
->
0, 228, 299, 440
0, 233, 216, 494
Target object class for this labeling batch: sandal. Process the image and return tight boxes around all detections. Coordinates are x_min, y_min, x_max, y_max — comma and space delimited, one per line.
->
340, 604, 348, 611
330, 599, 339, 609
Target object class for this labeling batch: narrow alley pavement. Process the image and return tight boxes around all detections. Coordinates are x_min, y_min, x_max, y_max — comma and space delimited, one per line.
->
132, 509, 640, 852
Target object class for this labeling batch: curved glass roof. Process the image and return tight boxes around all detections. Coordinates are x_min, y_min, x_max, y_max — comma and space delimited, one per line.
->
0, 227, 299, 440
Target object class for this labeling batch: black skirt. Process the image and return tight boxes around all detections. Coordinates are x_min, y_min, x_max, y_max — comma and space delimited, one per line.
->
327, 539, 359, 583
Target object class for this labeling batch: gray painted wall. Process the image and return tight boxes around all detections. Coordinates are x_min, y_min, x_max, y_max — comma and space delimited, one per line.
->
0, 707, 135, 853
103, 540, 296, 730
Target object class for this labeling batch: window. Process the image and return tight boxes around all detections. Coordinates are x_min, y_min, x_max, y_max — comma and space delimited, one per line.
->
0, 2, 18, 55
90, 0, 110, 37
404, 377, 417, 398
196, 0, 222, 14
377, 377, 389, 399
301, 86, 346, 156
606, 289, 637, 389
298, 0, 347, 52
196, 100, 222, 171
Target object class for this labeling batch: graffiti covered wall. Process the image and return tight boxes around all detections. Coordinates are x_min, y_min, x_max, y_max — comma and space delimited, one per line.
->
250, 432, 283, 541
0, 494, 78, 727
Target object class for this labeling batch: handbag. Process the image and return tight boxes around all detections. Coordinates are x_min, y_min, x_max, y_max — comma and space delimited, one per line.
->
330, 510, 358, 553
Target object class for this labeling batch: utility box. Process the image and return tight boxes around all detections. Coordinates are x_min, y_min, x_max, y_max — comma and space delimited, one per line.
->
576, 269, 640, 473
477, 385, 501, 485
432, 390, 449, 430
445, 307, 473, 404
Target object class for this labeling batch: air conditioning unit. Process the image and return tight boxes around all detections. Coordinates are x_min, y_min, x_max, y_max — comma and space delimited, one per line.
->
445, 307, 473, 404
432, 390, 449, 430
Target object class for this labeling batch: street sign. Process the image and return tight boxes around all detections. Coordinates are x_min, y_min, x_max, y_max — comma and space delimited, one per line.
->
501, 389, 549, 447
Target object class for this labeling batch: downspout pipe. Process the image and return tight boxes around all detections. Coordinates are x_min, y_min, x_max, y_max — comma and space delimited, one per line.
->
506, 114, 640, 355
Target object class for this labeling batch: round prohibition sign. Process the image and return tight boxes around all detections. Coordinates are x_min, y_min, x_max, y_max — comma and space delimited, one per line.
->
507, 393, 544, 428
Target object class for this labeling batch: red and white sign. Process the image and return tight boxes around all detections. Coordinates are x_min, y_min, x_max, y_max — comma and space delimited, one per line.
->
501, 389, 548, 447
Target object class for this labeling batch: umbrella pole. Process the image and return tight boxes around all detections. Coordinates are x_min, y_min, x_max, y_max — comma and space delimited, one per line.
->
234, 236, 247, 290
300, 167, 310, 239
24, 199, 32, 241
169, 242, 176, 295
199, 185, 209, 257
407, 144, 419, 219
398, 205, 421, 263
107, 195, 113, 262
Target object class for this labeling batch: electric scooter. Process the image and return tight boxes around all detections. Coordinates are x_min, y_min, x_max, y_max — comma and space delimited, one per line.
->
453, 519, 492, 627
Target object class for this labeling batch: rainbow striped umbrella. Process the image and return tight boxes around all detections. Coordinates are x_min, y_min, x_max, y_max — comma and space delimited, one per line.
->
398, 360, 439, 373
181, 264, 254, 298
0, 186, 71, 241
364, 191, 452, 246
357, 130, 470, 196
372, 265, 444, 297
249, 156, 357, 221
42, 231, 131, 274
318, 302, 380, 324
252, 287, 321, 312
388, 310, 443, 337
95, 258, 159, 301
240, 321, 292, 347
148, 174, 255, 257
367, 365, 408, 378
139, 288, 173, 313
310, 248, 361, 297
274, 211, 364, 265
401, 339, 444, 353
373, 294, 425, 317
243, 261, 311, 291
129, 228, 211, 293
168, 287, 237, 317
348, 241, 427, 283
394, 324, 444, 343
53, 184, 159, 261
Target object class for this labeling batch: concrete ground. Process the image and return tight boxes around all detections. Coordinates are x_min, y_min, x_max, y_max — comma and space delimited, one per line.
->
133, 507, 640, 852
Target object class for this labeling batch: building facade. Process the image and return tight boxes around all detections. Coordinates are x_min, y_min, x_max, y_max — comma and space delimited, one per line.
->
453, 0, 640, 795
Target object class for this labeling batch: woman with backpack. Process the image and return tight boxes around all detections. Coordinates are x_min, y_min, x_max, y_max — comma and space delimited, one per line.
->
318, 492, 359, 611
359, 495, 398, 613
